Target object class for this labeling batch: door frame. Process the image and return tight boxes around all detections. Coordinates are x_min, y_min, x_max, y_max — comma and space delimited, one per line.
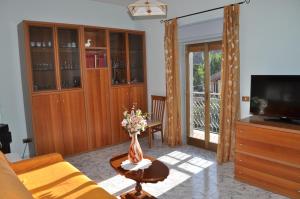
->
186, 41, 222, 152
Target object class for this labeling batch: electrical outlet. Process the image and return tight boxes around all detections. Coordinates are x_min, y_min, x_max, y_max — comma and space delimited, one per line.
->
242, 96, 250, 102
23, 138, 32, 144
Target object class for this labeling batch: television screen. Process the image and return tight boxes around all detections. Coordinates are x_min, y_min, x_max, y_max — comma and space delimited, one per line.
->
250, 75, 300, 119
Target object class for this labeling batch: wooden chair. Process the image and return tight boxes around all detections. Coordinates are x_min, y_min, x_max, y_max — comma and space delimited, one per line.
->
147, 95, 166, 148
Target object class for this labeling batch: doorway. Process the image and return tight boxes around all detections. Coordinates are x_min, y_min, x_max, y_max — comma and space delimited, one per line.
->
186, 41, 222, 151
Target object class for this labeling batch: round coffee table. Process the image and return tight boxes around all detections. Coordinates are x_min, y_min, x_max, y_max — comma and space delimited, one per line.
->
110, 153, 169, 199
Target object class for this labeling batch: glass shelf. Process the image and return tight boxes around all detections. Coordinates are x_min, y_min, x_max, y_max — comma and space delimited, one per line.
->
57, 28, 82, 89
29, 26, 56, 92
110, 32, 127, 85
129, 34, 144, 83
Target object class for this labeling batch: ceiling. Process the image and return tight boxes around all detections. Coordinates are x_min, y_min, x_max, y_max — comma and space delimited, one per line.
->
90, 0, 133, 6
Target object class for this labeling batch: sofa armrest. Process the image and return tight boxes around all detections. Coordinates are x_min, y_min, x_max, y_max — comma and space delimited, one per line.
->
10, 153, 63, 174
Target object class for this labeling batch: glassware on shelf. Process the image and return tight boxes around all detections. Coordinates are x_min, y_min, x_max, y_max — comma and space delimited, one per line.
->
29, 26, 56, 92
58, 28, 81, 89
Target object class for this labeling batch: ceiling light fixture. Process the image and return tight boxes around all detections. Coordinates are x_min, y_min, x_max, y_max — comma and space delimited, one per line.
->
128, 0, 167, 17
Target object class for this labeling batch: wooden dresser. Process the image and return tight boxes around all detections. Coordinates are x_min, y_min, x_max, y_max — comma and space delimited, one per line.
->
235, 116, 300, 198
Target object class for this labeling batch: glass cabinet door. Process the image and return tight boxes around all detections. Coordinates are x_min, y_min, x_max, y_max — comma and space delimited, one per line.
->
29, 26, 56, 92
128, 34, 144, 84
57, 28, 81, 89
110, 32, 127, 85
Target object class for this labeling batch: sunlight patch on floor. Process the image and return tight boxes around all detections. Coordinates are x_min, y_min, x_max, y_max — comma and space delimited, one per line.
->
157, 155, 180, 165
187, 157, 214, 168
178, 162, 204, 174
143, 169, 191, 197
98, 174, 135, 195
167, 151, 191, 161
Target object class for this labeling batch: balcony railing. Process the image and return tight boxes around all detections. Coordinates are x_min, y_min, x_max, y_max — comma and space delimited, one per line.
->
192, 92, 220, 134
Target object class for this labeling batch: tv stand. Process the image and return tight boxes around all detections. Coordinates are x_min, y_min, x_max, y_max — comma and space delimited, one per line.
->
264, 117, 300, 125
235, 116, 300, 198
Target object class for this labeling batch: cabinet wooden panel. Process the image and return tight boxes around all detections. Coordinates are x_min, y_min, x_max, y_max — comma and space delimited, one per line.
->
85, 69, 112, 149
237, 125, 300, 150
236, 152, 300, 183
235, 117, 300, 199
236, 138, 300, 167
111, 87, 130, 144
235, 165, 300, 199
130, 85, 147, 111
32, 94, 64, 155
60, 91, 88, 155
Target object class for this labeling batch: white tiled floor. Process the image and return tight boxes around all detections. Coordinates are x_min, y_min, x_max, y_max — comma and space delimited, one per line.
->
67, 137, 287, 199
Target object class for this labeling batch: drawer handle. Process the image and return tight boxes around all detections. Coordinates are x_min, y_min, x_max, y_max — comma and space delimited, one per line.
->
239, 159, 242, 162
298, 190, 300, 193
239, 144, 243, 146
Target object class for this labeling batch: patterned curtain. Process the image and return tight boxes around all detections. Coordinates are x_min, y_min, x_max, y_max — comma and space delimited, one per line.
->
217, 4, 241, 163
164, 19, 182, 146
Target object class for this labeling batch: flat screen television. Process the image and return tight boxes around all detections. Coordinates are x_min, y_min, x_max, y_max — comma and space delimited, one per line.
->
250, 75, 300, 123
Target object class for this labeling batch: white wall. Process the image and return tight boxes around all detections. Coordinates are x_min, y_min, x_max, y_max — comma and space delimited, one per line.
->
136, 0, 300, 138
0, 0, 137, 156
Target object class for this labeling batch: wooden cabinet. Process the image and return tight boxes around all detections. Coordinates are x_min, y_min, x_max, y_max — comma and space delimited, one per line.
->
84, 69, 112, 148
31, 92, 88, 155
109, 31, 147, 144
32, 94, 64, 155
111, 87, 131, 144
60, 91, 88, 155
22, 21, 147, 156
23, 21, 87, 156
235, 116, 300, 199
83, 28, 112, 149
130, 85, 147, 111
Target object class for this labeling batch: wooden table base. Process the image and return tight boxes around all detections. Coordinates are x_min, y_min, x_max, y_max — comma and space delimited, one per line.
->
120, 190, 157, 199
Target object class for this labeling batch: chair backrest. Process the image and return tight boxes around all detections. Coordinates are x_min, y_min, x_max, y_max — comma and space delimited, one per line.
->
151, 95, 166, 123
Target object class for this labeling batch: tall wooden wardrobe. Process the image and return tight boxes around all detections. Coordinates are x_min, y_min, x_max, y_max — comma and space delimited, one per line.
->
20, 21, 147, 156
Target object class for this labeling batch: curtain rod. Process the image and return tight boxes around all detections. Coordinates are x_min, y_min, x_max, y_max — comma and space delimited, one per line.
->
160, 0, 250, 23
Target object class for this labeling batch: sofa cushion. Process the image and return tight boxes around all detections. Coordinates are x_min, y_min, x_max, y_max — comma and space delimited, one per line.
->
18, 160, 116, 199
0, 151, 34, 199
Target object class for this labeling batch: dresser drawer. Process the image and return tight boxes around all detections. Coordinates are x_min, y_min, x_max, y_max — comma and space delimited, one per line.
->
235, 165, 300, 199
236, 124, 300, 150
236, 138, 300, 167
235, 152, 300, 183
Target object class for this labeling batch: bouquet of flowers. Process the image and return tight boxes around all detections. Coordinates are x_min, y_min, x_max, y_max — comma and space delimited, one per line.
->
121, 106, 148, 136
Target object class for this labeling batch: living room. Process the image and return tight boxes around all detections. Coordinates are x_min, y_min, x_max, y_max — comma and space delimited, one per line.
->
0, 0, 300, 198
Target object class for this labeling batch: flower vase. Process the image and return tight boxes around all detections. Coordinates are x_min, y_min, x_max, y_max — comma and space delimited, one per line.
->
128, 133, 143, 164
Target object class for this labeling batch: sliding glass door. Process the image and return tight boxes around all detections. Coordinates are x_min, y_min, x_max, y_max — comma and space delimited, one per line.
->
186, 41, 222, 151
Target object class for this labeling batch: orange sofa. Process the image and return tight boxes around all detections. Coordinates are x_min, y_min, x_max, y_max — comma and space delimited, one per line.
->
0, 151, 116, 199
